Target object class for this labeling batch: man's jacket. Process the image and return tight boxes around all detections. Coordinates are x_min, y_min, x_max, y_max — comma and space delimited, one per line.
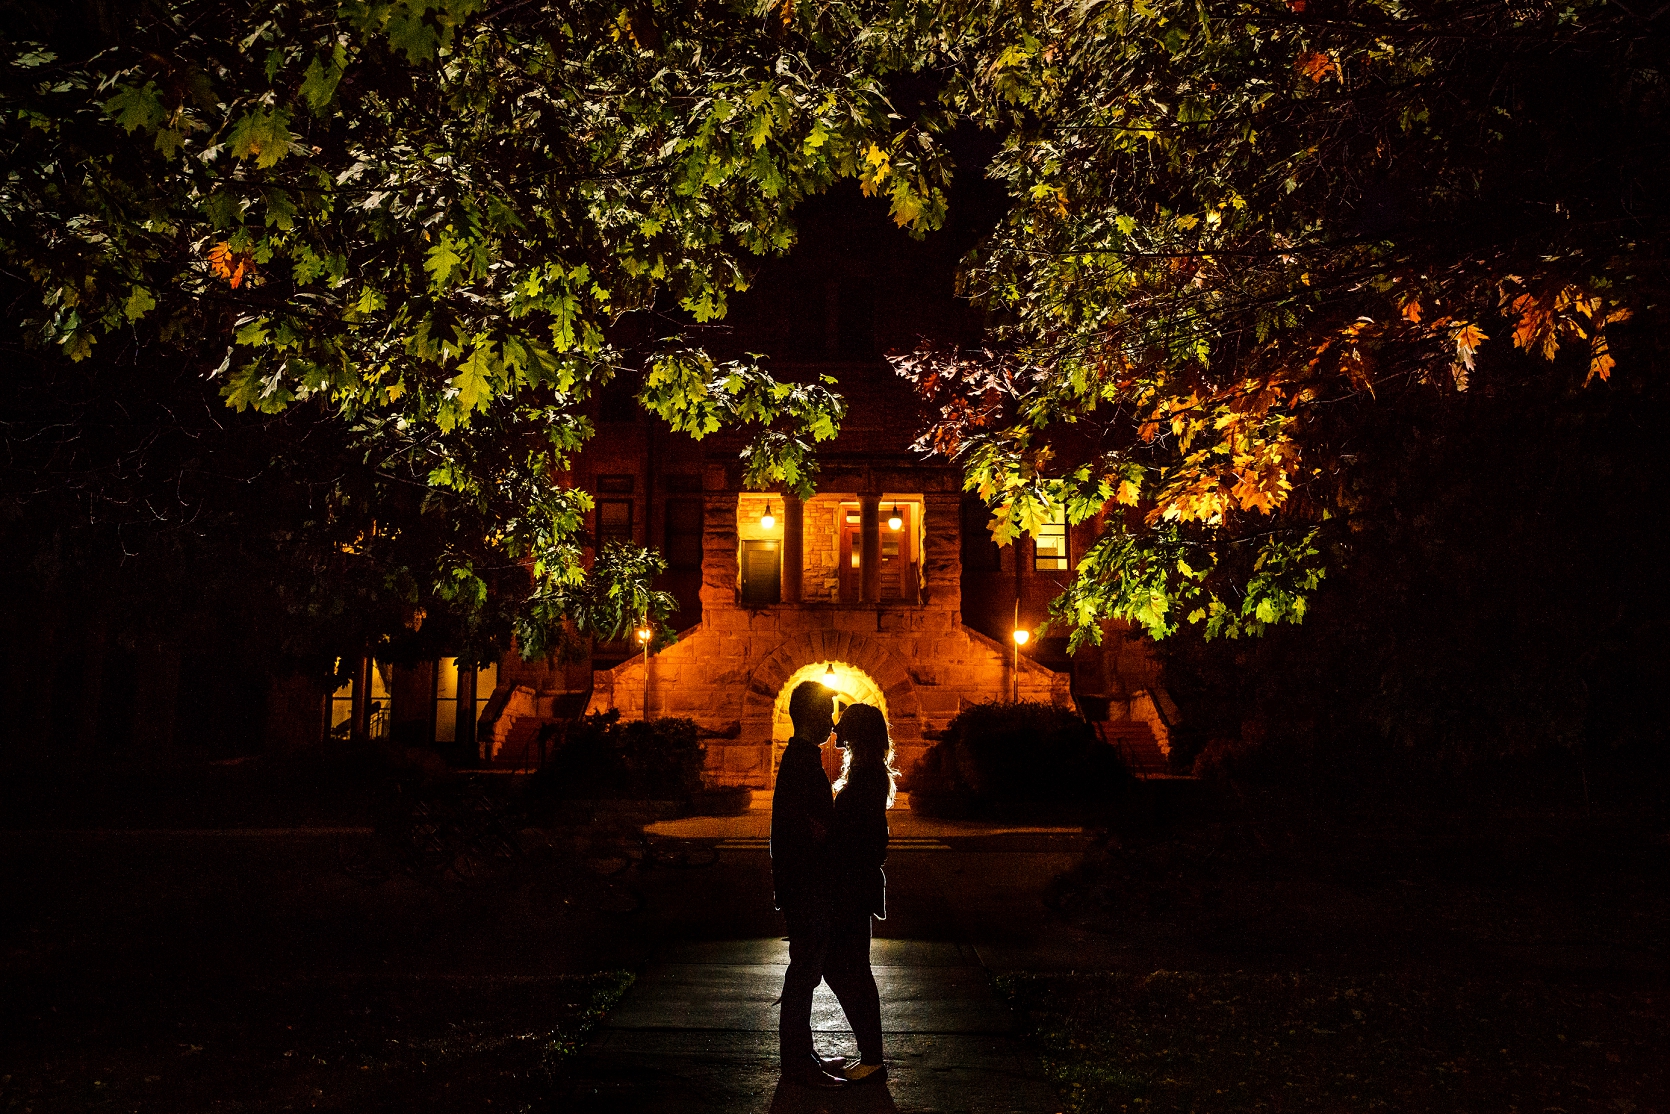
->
770, 738, 835, 910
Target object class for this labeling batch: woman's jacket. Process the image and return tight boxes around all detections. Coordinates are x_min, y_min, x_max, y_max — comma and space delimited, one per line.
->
829, 766, 890, 919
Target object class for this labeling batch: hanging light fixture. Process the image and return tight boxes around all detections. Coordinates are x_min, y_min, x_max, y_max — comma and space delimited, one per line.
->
887, 502, 902, 531
760, 500, 775, 531
822, 662, 837, 686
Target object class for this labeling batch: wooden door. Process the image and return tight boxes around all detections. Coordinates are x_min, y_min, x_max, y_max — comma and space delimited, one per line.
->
879, 505, 916, 602
838, 510, 862, 602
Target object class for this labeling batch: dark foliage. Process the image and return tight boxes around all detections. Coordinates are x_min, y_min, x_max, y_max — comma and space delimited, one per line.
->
1157, 334, 1670, 809
529, 712, 705, 803
909, 701, 1131, 812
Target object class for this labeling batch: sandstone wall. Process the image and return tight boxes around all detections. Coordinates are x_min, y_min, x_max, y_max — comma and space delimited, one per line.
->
586, 603, 1070, 788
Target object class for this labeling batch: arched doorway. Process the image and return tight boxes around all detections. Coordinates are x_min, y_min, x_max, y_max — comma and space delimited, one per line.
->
769, 661, 889, 786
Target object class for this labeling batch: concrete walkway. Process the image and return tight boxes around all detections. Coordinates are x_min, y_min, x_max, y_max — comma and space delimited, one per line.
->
557, 807, 1096, 1110
565, 936, 1061, 1113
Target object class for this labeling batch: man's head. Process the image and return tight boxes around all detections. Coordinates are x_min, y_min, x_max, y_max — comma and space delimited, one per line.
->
787, 680, 836, 742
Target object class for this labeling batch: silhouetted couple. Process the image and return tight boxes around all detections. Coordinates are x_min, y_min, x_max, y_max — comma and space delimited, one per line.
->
771, 680, 898, 1090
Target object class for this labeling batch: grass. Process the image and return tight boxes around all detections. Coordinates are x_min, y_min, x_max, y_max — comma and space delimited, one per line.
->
999, 969, 1666, 1114
0, 970, 634, 1113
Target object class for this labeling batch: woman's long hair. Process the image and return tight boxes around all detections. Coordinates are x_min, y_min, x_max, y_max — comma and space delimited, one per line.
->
833, 703, 899, 808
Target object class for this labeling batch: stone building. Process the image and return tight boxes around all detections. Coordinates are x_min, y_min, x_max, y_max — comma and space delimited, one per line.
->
328, 195, 1177, 786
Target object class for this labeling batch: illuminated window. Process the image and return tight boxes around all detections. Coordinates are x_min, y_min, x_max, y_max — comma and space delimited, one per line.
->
367, 662, 390, 739
435, 657, 459, 744
1034, 507, 1069, 571
329, 658, 354, 739
330, 658, 391, 740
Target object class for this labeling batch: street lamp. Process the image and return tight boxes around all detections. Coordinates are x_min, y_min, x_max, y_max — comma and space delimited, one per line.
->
637, 625, 652, 718
1011, 627, 1030, 702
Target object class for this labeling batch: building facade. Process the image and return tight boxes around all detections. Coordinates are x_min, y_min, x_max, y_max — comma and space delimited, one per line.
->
326, 195, 1177, 785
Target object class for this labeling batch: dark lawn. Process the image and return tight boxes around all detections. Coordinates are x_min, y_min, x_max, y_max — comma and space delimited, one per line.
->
1002, 969, 1663, 1114
1021, 799, 1670, 1114
1, 970, 632, 1114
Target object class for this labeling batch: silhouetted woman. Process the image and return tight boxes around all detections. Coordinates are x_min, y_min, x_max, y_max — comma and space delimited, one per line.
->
823, 702, 897, 1084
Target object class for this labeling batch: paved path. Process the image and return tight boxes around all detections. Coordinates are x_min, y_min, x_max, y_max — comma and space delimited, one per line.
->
565, 936, 1060, 1113
563, 808, 1079, 1111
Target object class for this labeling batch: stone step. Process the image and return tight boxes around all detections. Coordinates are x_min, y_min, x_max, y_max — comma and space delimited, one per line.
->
489, 716, 548, 770
1094, 719, 1171, 776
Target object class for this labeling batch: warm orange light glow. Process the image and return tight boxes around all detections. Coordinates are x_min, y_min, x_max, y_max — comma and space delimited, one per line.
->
636, 627, 652, 643
1013, 628, 1030, 645
760, 502, 776, 531
887, 503, 902, 530
822, 662, 837, 686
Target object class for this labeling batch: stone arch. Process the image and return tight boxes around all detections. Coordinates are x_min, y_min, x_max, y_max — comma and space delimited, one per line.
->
766, 660, 890, 786
742, 631, 923, 748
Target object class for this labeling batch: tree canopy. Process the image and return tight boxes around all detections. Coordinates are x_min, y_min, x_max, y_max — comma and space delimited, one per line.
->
5, 0, 1666, 677
897, 0, 1666, 643
2, 0, 949, 661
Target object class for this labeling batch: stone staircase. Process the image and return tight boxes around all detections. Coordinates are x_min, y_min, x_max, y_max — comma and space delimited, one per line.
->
1094, 718, 1172, 777
481, 686, 592, 771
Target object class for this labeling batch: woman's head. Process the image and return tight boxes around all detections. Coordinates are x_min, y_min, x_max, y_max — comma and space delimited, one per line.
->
834, 703, 898, 805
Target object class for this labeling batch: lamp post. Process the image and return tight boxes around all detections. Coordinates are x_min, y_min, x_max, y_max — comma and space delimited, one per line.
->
636, 624, 652, 719
1011, 627, 1029, 702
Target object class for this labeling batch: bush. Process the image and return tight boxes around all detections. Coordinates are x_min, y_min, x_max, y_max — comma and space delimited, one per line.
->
909, 702, 1131, 816
528, 711, 705, 802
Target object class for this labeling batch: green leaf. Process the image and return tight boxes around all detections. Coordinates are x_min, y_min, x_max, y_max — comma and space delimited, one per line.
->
227, 106, 295, 169
123, 286, 157, 322
299, 53, 344, 113
105, 82, 166, 133
385, 4, 442, 62
424, 235, 465, 291
234, 318, 271, 346
452, 341, 499, 417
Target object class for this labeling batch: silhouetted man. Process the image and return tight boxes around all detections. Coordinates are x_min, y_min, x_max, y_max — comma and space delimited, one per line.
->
771, 680, 845, 1089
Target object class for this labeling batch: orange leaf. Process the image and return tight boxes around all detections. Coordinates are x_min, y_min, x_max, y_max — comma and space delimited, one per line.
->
1296, 52, 1337, 82
1587, 333, 1615, 384
1452, 323, 1487, 371
207, 241, 255, 288
207, 242, 234, 280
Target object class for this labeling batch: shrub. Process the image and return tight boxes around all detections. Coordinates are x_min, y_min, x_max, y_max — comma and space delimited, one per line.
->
909, 701, 1131, 813
530, 712, 705, 802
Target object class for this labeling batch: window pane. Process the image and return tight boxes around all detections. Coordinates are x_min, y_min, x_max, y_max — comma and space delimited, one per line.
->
740, 540, 780, 605
330, 690, 353, 730
475, 663, 498, 702
436, 657, 458, 700
1035, 509, 1069, 571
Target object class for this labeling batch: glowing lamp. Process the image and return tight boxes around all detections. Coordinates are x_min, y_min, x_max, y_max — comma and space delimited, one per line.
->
760, 500, 776, 530
887, 503, 902, 531
822, 662, 837, 686
1012, 628, 1030, 646
636, 627, 652, 644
